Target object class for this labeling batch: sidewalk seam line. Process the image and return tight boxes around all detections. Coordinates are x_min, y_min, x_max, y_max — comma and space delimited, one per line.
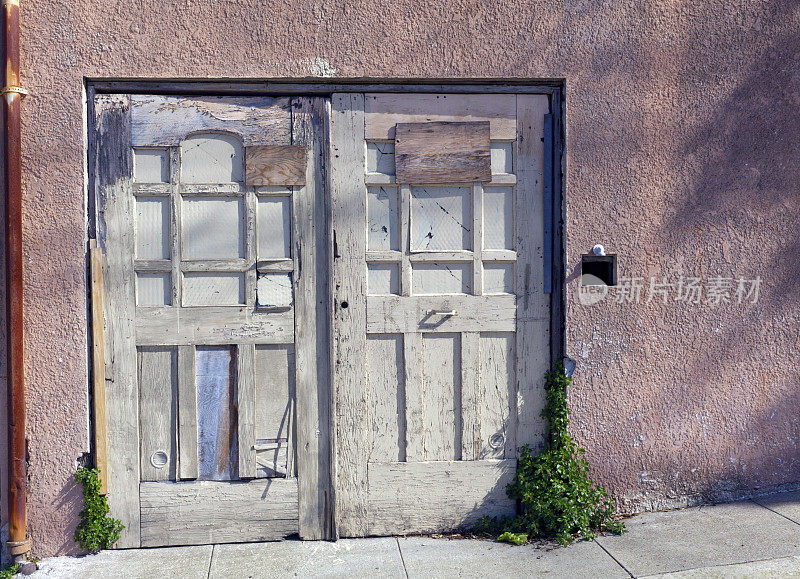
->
396, 537, 410, 579
595, 539, 636, 578
207, 544, 215, 579
752, 498, 800, 527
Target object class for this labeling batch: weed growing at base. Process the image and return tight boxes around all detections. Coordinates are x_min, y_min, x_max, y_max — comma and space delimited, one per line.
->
74, 467, 124, 552
474, 363, 626, 545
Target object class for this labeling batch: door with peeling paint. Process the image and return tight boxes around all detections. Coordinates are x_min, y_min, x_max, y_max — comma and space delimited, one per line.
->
330, 93, 551, 536
94, 95, 331, 547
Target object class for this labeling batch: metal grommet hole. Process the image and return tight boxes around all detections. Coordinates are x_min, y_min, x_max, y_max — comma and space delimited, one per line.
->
488, 433, 505, 450
150, 451, 168, 468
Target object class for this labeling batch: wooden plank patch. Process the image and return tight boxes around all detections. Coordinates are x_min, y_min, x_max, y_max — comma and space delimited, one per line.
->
140, 479, 299, 546
395, 122, 491, 184
245, 145, 306, 186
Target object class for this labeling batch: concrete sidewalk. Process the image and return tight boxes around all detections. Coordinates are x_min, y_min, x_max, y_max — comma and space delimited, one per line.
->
30, 490, 800, 578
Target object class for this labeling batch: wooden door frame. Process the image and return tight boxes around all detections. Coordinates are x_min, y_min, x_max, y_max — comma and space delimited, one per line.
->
85, 80, 565, 543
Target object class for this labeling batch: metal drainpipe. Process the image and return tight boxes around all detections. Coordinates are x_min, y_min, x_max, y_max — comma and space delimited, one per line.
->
2, 0, 30, 563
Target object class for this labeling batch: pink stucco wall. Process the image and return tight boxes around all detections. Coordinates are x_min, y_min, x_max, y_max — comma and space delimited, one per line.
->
3, 0, 798, 558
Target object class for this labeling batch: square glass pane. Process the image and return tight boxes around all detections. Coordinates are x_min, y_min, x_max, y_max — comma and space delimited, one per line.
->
411, 186, 471, 251
182, 197, 244, 259
483, 186, 514, 250
368, 263, 399, 295
412, 262, 470, 295
183, 273, 244, 306
257, 273, 293, 308
483, 262, 515, 294
366, 142, 396, 175
180, 134, 244, 184
135, 197, 170, 259
490, 142, 513, 174
136, 273, 171, 306
367, 186, 399, 251
133, 148, 169, 183
257, 196, 291, 259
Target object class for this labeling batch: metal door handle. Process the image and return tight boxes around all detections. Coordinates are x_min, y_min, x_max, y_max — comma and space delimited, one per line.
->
428, 310, 458, 316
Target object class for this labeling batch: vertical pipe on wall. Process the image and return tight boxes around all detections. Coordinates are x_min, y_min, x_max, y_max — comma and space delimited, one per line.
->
2, 0, 30, 562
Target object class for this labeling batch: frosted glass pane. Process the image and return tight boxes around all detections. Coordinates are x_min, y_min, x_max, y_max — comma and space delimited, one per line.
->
137, 273, 171, 306
135, 197, 170, 259
366, 142, 395, 175
412, 262, 470, 295
181, 133, 244, 183
257, 273, 293, 308
483, 186, 514, 250
484, 262, 515, 294
183, 273, 244, 306
411, 186, 471, 251
367, 186, 399, 251
257, 196, 291, 259
134, 149, 169, 183
182, 197, 244, 259
368, 263, 399, 295
490, 142, 513, 174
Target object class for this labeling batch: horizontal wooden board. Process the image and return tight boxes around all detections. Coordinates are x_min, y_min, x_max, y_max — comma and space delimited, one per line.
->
140, 479, 298, 546
131, 95, 292, 147
366, 295, 519, 333
365, 93, 516, 140
136, 307, 294, 345
245, 145, 306, 186
363, 460, 516, 536
395, 122, 491, 184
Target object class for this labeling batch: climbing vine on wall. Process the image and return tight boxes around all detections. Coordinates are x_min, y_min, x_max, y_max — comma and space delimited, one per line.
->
474, 362, 626, 545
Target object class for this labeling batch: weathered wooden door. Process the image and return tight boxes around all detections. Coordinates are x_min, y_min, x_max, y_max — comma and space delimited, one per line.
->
330, 93, 551, 536
94, 95, 331, 547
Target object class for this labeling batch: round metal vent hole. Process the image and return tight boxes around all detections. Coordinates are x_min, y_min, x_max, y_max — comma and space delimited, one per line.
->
488, 433, 505, 449
150, 451, 169, 468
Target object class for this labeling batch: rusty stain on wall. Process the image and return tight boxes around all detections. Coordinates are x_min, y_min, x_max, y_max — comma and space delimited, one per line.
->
4, 0, 799, 557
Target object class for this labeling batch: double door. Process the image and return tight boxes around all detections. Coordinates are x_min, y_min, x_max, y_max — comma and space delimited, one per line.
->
94, 91, 551, 547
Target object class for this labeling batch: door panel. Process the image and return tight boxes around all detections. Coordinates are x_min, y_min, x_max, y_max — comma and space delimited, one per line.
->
331, 93, 551, 537
95, 94, 331, 547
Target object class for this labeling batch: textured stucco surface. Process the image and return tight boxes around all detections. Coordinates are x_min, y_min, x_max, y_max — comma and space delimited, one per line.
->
4, 0, 799, 558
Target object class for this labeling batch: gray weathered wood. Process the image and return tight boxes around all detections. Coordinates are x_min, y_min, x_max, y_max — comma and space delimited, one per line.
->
135, 307, 294, 345
330, 93, 368, 537
292, 97, 333, 539
395, 122, 491, 184
364, 93, 517, 140
245, 145, 306, 186
140, 479, 299, 546
403, 332, 424, 462
95, 94, 141, 547
366, 295, 519, 334
515, 95, 551, 453
177, 345, 198, 480
364, 460, 516, 536
479, 332, 517, 459
237, 344, 257, 479
131, 95, 292, 147
421, 333, 461, 460
366, 335, 405, 462
460, 332, 479, 461
138, 348, 177, 481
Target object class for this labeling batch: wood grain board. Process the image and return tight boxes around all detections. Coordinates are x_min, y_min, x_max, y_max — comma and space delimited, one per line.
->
245, 145, 307, 186
395, 122, 491, 184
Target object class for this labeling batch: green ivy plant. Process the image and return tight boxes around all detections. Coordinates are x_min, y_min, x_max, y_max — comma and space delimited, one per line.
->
74, 467, 124, 552
0, 563, 20, 579
474, 362, 626, 545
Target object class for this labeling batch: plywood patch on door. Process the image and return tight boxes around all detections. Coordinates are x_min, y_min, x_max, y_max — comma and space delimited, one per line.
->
245, 145, 306, 186
395, 122, 491, 184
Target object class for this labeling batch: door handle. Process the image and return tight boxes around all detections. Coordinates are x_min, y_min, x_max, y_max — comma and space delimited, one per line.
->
428, 310, 458, 316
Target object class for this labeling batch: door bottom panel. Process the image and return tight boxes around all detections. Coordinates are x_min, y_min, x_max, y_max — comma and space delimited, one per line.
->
139, 479, 298, 547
